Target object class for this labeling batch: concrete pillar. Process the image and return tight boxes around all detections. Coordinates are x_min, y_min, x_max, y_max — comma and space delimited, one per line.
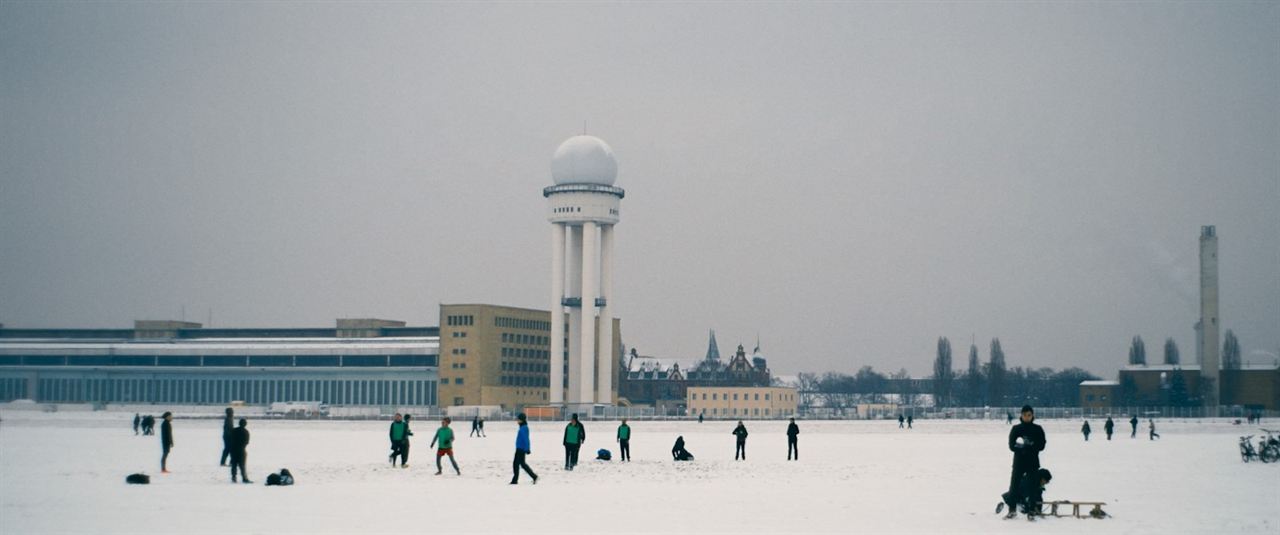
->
566, 225, 583, 404
549, 224, 566, 405
596, 224, 614, 404
1199, 226, 1220, 407
579, 221, 599, 405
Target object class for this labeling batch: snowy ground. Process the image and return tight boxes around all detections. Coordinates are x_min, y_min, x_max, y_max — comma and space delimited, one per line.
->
1, 411, 1276, 534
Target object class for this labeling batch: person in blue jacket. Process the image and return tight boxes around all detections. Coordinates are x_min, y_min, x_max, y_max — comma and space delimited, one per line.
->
510, 413, 538, 485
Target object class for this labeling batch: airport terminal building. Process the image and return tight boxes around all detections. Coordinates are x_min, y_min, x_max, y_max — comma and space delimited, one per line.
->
0, 319, 439, 407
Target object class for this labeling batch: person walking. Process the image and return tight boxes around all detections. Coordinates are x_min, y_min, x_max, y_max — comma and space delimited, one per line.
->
907, 415, 914, 429
228, 418, 251, 483
786, 418, 800, 461
478, 417, 485, 437
732, 421, 748, 460
1006, 412, 1014, 425
430, 417, 459, 476
133, 413, 140, 435
220, 407, 234, 466
471, 416, 481, 437
159, 412, 174, 473
400, 414, 414, 468
1104, 417, 1115, 441
1148, 419, 1160, 440
997, 405, 1046, 518
616, 419, 631, 462
1081, 420, 1091, 441
510, 413, 537, 485
1129, 415, 1139, 438
698, 412, 704, 424
898, 415, 905, 428
389, 413, 407, 467
563, 414, 586, 470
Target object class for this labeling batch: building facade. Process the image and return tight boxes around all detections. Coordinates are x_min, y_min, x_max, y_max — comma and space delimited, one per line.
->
686, 386, 798, 419
0, 320, 439, 406
437, 303, 620, 412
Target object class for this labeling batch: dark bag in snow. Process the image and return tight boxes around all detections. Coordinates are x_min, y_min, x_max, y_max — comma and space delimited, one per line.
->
596, 449, 611, 461
126, 473, 150, 484
265, 469, 294, 486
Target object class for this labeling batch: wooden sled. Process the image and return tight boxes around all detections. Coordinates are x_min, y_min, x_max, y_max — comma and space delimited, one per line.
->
1039, 501, 1109, 519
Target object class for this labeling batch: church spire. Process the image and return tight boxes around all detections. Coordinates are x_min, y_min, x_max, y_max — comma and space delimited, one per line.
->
705, 329, 721, 361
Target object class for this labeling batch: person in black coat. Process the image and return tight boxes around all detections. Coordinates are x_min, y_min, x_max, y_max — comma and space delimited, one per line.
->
998, 405, 1046, 517
159, 412, 174, 473
732, 421, 749, 460
133, 413, 140, 435
1104, 417, 1115, 440
1081, 420, 1091, 441
1129, 415, 1139, 438
786, 418, 800, 460
228, 418, 251, 484
220, 407, 234, 466
671, 436, 693, 461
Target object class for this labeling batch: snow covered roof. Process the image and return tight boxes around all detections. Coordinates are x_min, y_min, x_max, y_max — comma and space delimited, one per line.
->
1079, 380, 1120, 386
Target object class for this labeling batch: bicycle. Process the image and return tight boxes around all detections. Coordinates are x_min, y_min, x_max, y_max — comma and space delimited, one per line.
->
1259, 429, 1280, 463
1239, 435, 1258, 462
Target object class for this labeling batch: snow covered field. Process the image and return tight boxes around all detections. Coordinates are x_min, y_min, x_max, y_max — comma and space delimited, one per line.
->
1, 411, 1276, 534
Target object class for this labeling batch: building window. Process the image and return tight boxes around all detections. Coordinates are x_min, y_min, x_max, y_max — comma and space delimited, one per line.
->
733, 393, 738, 400
712, 393, 717, 400
453, 397, 464, 405
456, 378, 464, 385
765, 393, 771, 400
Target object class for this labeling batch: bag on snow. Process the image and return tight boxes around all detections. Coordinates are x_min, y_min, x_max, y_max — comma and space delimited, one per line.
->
596, 449, 612, 461
265, 469, 294, 486
126, 473, 150, 485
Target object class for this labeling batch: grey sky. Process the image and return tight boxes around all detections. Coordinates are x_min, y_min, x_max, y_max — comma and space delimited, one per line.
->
2, 2, 1277, 377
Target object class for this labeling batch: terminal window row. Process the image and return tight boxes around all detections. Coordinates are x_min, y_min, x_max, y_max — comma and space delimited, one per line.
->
501, 375, 548, 387
0, 355, 438, 368
502, 347, 548, 359
445, 315, 474, 326
17, 377, 437, 406
450, 348, 468, 355
502, 333, 548, 345
553, 207, 582, 214
502, 361, 548, 373
494, 317, 550, 331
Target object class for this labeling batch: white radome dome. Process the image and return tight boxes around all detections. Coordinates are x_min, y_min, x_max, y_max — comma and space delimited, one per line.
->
551, 135, 618, 186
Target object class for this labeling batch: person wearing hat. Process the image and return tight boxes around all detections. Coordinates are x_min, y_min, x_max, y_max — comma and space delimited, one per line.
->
159, 412, 174, 473
997, 405, 1046, 518
562, 413, 586, 470
510, 413, 537, 484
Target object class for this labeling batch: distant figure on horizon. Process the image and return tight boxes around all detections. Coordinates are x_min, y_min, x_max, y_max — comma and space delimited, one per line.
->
1007, 412, 1014, 425
159, 412, 174, 473
907, 415, 914, 429
563, 414, 585, 471
1148, 419, 1160, 441
672, 436, 693, 461
698, 412, 704, 424
471, 416, 480, 437
1104, 417, 1115, 441
478, 417, 485, 437
1081, 420, 1091, 441
133, 413, 140, 435
786, 418, 800, 461
228, 418, 251, 483
898, 415, 905, 428
510, 413, 537, 485
220, 407, 234, 466
617, 419, 631, 462
1129, 415, 1139, 438
430, 417, 459, 476
732, 421, 749, 460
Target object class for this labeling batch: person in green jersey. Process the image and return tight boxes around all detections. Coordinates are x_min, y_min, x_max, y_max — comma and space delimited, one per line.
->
563, 414, 586, 470
430, 417, 460, 475
616, 419, 631, 462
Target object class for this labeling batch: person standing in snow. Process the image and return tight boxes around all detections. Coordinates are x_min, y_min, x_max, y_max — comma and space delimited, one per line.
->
1129, 415, 1139, 438
786, 418, 800, 461
1104, 417, 1114, 440
732, 421, 749, 460
907, 415, 914, 429
1081, 420, 1091, 441
220, 407, 234, 466
510, 413, 537, 485
471, 416, 481, 437
998, 405, 1046, 518
430, 417, 459, 476
388, 413, 407, 467
616, 419, 631, 462
159, 412, 174, 473
898, 415, 905, 428
1148, 419, 1160, 440
133, 413, 140, 435
228, 418, 251, 484
400, 414, 414, 468
563, 413, 586, 470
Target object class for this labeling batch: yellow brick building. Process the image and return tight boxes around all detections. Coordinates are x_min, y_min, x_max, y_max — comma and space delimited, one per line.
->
686, 386, 798, 419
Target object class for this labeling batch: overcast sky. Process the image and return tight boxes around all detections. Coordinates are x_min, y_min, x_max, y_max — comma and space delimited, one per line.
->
1, 2, 1277, 377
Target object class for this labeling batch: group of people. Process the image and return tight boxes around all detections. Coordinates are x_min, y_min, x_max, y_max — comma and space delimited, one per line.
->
897, 414, 914, 428
1079, 416, 1160, 441
132, 413, 158, 435
388, 413, 462, 476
